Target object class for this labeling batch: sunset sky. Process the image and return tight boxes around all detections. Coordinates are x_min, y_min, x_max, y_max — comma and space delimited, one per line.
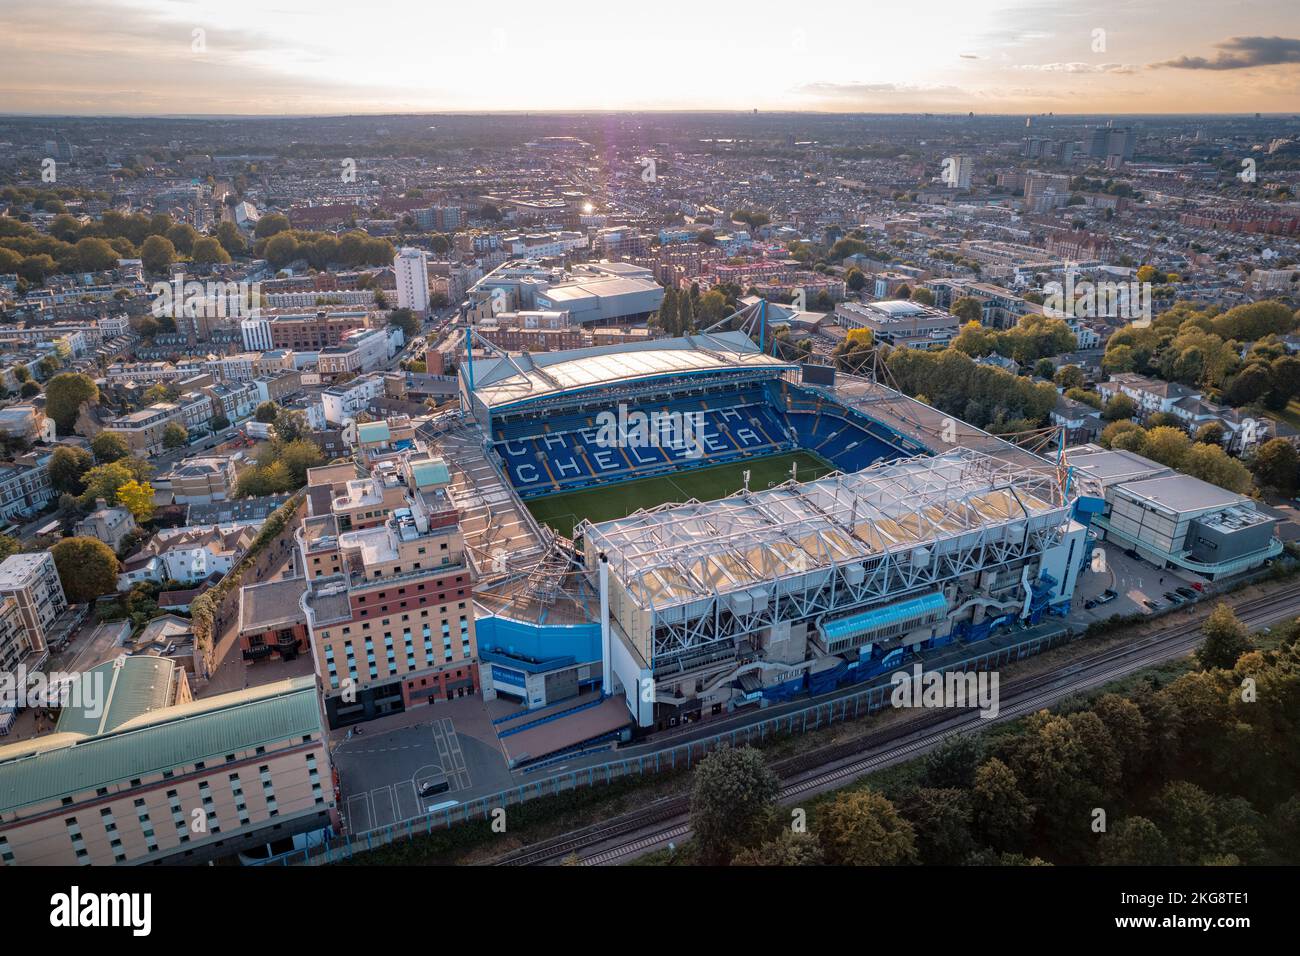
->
1, 0, 1298, 115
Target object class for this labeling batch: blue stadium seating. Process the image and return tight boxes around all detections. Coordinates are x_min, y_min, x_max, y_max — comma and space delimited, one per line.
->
491, 381, 911, 498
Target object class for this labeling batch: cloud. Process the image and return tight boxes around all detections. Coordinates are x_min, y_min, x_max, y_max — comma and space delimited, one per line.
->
1011, 62, 1136, 74
1153, 36, 1300, 70
795, 81, 964, 98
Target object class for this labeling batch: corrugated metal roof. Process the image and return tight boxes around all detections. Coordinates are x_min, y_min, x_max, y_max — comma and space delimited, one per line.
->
56, 656, 178, 738
0, 678, 320, 815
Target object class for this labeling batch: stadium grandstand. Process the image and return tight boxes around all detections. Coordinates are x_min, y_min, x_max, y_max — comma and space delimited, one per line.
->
410, 312, 1093, 755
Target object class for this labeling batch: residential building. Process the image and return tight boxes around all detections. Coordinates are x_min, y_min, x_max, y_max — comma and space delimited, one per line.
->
0, 552, 67, 650
394, 247, 430, 313
74, 500, 140, 552
298, 452, 478, 727
0, 671, 334, 865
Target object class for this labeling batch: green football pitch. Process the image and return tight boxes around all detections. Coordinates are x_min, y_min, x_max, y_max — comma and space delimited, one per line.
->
525, 450, 834, 539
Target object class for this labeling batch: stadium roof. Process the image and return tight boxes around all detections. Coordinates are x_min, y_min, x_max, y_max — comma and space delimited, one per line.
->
586, 448, 1066, 612
471, 331, 796, 411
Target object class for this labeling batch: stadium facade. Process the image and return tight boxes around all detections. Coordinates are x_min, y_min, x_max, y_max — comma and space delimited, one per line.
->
429, 329, 1090, 736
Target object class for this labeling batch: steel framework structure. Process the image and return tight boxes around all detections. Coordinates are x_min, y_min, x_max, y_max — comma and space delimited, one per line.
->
583, 447, 1073, 671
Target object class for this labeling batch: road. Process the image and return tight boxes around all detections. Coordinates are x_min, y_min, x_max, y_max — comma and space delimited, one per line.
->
491, 579, 1300, 866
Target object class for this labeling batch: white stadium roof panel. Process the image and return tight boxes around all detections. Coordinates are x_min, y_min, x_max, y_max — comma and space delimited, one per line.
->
471, 331, 796, 410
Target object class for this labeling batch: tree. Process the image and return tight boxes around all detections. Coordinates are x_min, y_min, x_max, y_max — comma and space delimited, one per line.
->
255, 401, 280, 424
1195, 421, 1226, 445
48, 446, 93, 495
1054, 365, 1085, 390
970, 758, 1035, 850
1157, 781, 1222, 864
44, 372, 99, 434
1251, 438, 1299, 494
273, 408, 307, 444
0, 534, 19, 562
818, 789, 916, 866
210, 413, 231, 431
921, 735, 984, 790
19, 381, 40, 398
845, 267, 865, 292
1141, 425, 1192, 469
1182, 443, 1254, 495
162, 422, 188, 449
277, 438, 325, 487
91, 430, 129, 463
115, 479, 155, 523
1197, 603, 1253, 671
74, 236, 118, 272
910, 286, 935, 306
1098, 816, 1171, 865
688, 746, 779, 864
1224, 364, 1273, 407
951, 296, 983, 323
190, 236, 232, 266
254, 213, 291, 238
899, 787, 975, 864
731, 830, 825, 866
51, 536, 120, 603
164, 222, 198, 255
215, 221, 247, 256
388, 308, 419, 340
79, 459, 151, 509
140, 235, 176, 274
1112, 427, 1148, 454
1102, 393, 1138, 421
1034, 358, 1056, 380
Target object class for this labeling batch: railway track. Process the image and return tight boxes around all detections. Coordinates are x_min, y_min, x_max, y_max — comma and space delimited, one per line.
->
492, 581, 1300, 867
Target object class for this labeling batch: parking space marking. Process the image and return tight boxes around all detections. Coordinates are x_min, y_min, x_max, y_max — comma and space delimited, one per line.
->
394, 780, 421, 821
371, 785, 396, 829
431, 718, 472, 792
346, 792, 373, 834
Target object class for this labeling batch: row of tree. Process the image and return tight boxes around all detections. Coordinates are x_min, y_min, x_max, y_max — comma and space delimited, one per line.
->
687, 605, 1300, 865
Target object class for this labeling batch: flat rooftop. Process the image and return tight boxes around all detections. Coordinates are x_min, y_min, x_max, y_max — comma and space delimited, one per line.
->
1117, 473, 1251, 516
240, 577, 308, 634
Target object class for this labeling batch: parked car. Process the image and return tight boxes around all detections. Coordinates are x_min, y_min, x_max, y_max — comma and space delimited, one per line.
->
418, 777, 450, 798
1143, 599, 1163, 612
1164, 591, 1185, 605
1176, 586, 1197, 599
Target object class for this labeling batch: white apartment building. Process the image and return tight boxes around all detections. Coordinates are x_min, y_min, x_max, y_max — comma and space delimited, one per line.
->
395, 247, 430, 313
321, 374, 387, 425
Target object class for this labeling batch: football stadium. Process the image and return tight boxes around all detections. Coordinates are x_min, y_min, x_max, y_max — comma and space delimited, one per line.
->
416, 319, 1092, 760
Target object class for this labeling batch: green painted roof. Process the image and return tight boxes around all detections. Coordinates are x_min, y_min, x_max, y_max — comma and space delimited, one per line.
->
357, 421, 390, 443
0, 677, 321, 815
56, 656, 179, 738
411, 459, 450, 489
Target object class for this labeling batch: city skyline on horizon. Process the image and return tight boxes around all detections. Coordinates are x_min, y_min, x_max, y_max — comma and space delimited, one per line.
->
2, 0, 1299, 116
